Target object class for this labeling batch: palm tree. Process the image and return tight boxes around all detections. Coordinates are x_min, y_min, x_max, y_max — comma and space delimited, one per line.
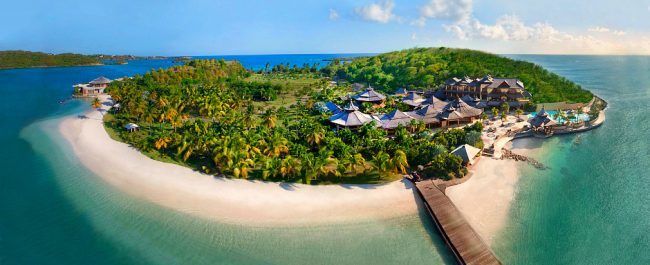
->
372, 151, 391, 173
91, 97, 102, 109
515, 109, 524, 121
391, 150, 409, 174
500, 112, 507, 121
261, 109, 278, 129
306, 127, 325, 146
491, 107, 499, 120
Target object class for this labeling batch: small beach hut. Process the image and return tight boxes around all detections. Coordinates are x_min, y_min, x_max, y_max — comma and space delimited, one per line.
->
124, 123, 140, 132
450, 144, 482, 165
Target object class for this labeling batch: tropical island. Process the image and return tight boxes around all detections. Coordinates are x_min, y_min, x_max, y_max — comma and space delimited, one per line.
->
0, 50, 167, 69
58, 47, 607, 263
94, 48, 605, 185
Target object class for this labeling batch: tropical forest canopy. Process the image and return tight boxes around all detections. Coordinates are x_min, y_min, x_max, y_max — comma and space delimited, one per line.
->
0, 50, 102, 69
105, 59, 481, 184
322, 48, 593, 103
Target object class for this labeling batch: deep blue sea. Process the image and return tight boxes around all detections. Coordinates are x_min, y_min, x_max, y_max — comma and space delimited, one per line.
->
1, 54, 649, 264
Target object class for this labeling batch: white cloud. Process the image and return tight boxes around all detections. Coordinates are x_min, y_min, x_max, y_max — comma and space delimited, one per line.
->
445, 15, 649, 54
411, 32, 418, 40
588, 26, 610, 33
420, 0, 472, 21
355, 1, 396, 23
415, 0, 472, 27
329, 9, 339, 21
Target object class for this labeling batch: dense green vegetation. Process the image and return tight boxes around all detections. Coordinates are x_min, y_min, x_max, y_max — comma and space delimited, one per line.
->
0, 50, 101, 69
105, 59, 481, 184
323, 48, 593, 104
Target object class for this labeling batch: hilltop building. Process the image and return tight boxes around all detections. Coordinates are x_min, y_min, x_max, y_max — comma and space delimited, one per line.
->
439, 75, 531, 108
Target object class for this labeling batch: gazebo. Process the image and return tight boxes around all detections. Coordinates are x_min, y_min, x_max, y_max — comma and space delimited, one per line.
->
353, 87, 386, 107
377, 109, 416, 130
528, 108, 557, 134
450, 144, 482, 165
329, 100, 376, 129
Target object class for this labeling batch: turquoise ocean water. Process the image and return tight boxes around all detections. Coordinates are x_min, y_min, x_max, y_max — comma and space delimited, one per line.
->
1, 55, 649, 264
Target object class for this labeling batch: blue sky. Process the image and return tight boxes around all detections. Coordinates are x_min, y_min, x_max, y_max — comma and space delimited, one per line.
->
2, 0, 650, 55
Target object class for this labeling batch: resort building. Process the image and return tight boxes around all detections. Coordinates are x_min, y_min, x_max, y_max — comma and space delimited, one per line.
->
377, 109, 416, 130
439, 75, 531, 108
352, 87, 386, 108
329, 100, 377, 129
437, 98, 484, 127
401, 92, 426, 108
393, 87, 409, 96
450, 144, 482, 165
74, 76, 112, 97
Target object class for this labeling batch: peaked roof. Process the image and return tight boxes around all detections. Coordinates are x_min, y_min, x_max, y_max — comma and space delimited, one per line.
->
378, 110, 416, 129
410, 104, 442, 124
487, 78, 525, 89
353, 87, 387, 102
329, 110, 375, 127
450, 144, 481, 165
325, 101, 342, 113
528, 108, 557, 127
89, 76, 111, 84
402, 92, 425, 107
394, 87, 409, 95
442, 98, 483, 119
342, 100, 360, 111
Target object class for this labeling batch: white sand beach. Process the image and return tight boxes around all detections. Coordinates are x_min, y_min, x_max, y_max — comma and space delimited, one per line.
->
59, 96, 420, 226
446, 140, 538, 246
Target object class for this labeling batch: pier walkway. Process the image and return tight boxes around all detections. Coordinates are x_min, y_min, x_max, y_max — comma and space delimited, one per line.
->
415, 180, 501, 265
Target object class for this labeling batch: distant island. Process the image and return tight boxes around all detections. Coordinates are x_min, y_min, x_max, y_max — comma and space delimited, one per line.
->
0, 50, 168, 69
94, 48, 605, 185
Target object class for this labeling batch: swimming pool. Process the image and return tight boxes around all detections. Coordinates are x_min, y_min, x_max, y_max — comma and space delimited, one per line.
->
529, 110, 590, 123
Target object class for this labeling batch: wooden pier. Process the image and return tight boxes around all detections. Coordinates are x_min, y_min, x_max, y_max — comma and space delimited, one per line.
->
415, 180, 501, 265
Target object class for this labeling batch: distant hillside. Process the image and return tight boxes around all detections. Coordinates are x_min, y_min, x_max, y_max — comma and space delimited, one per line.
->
322, 47, 593, 104
0, 51, 101, 69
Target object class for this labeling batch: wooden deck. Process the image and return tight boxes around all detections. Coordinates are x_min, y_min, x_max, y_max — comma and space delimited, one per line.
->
415, 180, 501, 265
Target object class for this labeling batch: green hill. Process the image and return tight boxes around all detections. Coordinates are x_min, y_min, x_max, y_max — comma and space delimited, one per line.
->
0, 50, 101, 69
323, 47, 593, 104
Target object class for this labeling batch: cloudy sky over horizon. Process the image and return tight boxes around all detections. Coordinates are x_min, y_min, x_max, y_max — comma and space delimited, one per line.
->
2, 0, 650, 55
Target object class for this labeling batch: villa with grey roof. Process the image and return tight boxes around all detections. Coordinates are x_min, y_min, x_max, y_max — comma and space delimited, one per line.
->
74, 76, 112, 97
440, 75, 532, 108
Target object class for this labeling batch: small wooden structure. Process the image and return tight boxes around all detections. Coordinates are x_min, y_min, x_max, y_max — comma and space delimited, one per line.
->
415, 180, 501, 265
124, 123, 139, 132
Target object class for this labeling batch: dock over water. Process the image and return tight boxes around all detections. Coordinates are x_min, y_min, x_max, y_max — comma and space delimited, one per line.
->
415, 180, 501, 265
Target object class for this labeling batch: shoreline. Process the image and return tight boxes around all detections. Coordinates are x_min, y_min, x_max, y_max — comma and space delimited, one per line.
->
446, 139, 538, 246
58, 96, 420, 226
